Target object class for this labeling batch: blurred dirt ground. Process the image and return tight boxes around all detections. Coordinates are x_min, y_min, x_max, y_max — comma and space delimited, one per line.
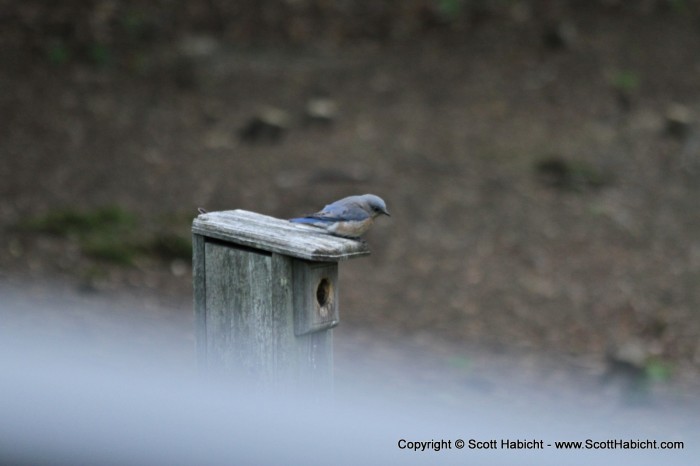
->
2, 2, 700, 400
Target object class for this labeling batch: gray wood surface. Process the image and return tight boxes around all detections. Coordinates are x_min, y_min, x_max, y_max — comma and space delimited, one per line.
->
197, 241, 335, 389
293, 261, 339, 336
192, 233, 207, 367
192, 209, 370, 261
204, 243, 274, 380
191, 208, 369, 392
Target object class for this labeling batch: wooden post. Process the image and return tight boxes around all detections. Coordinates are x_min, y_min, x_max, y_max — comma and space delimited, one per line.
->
192, 210, 370, 392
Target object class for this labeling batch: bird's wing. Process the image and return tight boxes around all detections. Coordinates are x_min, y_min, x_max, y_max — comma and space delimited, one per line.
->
313, 199, 369, 221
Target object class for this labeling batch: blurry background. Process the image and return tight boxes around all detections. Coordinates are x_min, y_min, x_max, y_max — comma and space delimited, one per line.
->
2, 0, 700, 422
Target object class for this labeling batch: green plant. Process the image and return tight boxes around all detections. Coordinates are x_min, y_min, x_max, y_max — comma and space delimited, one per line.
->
121, 10, 148, 39
143, 233, 193, 261
645, 358, 672, 383
668, 0, 688, 13
535, 156, 612, 191
83, 235, 140, 265
21, 205, 138, 265
437, 0, 466, 19
47, 40, 70, 65
20, 206, 195, 267
88, 43, 111, 66
447, 355, 471, 372
611, 70, 640, 94
22, 205, 136, 237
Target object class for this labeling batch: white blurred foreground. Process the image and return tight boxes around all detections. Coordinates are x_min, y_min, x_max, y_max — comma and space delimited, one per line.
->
0, 283, 698, 465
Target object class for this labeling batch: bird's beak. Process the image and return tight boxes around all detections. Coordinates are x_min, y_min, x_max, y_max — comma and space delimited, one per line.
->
383, 209, 391, 217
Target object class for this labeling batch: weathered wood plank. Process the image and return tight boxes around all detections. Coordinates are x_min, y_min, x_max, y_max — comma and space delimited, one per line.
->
193, 209, 359, 393
296, 330, 334, 398
200, 243, 335, 389
293, 261, 339, 336
192, 209, 370, 262
269, 253, 298, 386
192, 234, 207, 367
204, 242, 274, 381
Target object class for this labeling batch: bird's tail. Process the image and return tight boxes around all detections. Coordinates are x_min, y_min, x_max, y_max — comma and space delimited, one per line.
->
289, 217, 318, 224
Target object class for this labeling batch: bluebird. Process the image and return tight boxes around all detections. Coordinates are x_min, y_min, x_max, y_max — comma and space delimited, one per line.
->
290, 194, 390, 238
